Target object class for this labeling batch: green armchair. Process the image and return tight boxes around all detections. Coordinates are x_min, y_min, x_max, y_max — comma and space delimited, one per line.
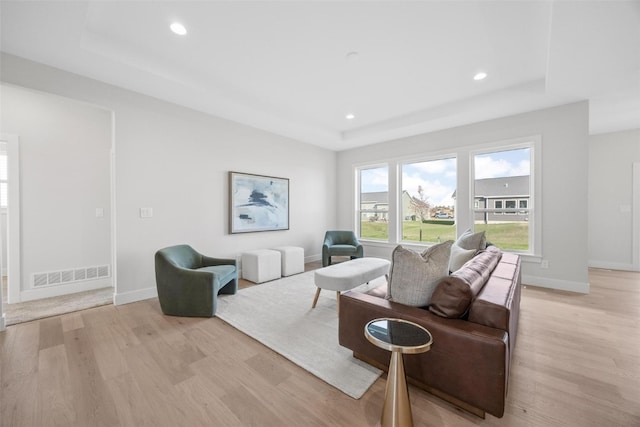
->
155, 244, 238, 317
322, 230, 364, 267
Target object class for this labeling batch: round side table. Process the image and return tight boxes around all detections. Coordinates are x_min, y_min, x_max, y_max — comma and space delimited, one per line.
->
365, 318, 433, 427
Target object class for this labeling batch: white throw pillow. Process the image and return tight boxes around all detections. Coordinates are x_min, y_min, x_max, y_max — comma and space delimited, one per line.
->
387, 240, 453, 307
448, 244, 477, 272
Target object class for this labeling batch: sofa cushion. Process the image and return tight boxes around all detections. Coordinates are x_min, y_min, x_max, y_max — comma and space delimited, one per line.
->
197, 265, 237, 286
387, 240, 453, 307
469, 276, 515, 331
429, 246, 502, 318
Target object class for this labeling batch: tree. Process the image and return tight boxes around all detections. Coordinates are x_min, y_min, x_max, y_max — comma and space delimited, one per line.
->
409, 185, 431, 221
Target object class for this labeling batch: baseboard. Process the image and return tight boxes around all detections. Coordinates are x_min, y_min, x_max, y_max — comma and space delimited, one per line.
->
113, 286, 157, 306
588, 260, 638, 272
20, 279, 112, 302
305, 253, 321, 263
522, 274, 589, 294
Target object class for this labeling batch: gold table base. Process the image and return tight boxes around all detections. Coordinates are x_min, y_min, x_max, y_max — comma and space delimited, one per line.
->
364, 318, 432, 427
382, 350, 413, 427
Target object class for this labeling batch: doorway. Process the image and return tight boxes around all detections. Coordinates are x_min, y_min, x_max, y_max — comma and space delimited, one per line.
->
0, 134, 20, 330
633, 162, 640, 271
1, 84, 114, 325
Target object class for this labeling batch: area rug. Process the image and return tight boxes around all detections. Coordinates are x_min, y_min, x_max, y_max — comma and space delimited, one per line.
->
216, 271, 384, 399
4, 287, 113, 326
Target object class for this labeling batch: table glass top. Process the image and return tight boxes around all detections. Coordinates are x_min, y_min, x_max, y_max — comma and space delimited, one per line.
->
365, 318, 432, 351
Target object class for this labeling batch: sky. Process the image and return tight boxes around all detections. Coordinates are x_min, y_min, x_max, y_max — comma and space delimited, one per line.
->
361, 147, 530, 207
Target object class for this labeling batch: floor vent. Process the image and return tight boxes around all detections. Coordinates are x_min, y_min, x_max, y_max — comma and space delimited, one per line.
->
32, 265, 110, 287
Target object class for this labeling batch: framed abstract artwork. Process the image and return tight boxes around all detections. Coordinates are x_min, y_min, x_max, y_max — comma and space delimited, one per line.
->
229, 171, 290, 233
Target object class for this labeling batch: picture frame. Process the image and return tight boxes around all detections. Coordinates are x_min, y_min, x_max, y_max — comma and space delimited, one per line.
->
229, 171, 290, 234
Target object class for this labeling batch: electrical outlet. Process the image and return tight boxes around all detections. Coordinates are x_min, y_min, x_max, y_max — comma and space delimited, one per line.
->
140, 207, 153, 218
540, 259, 549, 269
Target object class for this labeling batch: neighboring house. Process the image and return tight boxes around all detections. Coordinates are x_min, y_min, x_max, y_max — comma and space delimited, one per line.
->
474, 176, 530, 222
360, 190, 453, 221
366, 191, 453, 221
401, 191, 411, 219
401, 190, 430, 220
360, 191, 389, 221
364, 191, 435, 221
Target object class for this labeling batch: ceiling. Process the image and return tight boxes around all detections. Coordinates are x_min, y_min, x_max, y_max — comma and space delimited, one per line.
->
1, 1, 639, 151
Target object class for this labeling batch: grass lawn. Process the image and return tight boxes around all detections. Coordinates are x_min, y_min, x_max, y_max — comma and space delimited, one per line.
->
361, 221, 529, 251
474, 222, 529, 251
401, 221, 457, 243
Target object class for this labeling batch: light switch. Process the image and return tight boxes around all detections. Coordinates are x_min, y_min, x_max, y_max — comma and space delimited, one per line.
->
140, 207, 153, 218
95, 208, 104, 218
620, 204, 631, 213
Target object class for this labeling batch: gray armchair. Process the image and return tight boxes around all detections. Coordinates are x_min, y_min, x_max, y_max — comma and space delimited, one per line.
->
155, 244, 237, 317
322, 230, 364, 267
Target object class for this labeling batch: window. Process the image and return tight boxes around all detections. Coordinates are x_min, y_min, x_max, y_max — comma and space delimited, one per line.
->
358, 165, 388, 240
473, 146, 532, 252
353, 136, 538, 255
519, 200, 528, 215
401, 157, 456, 243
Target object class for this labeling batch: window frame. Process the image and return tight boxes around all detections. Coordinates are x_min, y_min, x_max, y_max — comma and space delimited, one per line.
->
399, 155, 458, 245
518, 199, 528, 215
352, 135, 541, 258
355, 163, 390, 242
470, 136, 540, 256
504, 199, 517, 215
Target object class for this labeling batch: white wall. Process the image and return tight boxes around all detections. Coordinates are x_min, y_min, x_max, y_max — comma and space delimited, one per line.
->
1, 53, 337, 304
1, 83, 112, 301
6, 52, 617, 299
1, 212, 6, 275
337, 102, 590, 293
588, 129, 640, 271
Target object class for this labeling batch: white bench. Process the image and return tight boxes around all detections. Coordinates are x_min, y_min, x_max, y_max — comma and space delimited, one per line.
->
313, 257, 390, 312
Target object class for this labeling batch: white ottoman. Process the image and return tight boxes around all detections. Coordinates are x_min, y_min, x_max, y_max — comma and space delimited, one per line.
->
272, 246, 305, 276
242, 249, 281, 283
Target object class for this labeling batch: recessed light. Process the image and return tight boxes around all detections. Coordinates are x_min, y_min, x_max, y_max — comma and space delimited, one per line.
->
473, 72, 487, 81
170, 22, 187, 36
346, 113, 355, 120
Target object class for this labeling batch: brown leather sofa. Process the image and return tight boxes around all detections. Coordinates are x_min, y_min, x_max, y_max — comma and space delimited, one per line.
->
338, 247, 521, 418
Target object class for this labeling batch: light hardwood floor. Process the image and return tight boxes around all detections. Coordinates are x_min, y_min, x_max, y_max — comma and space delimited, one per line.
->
1, 267, 639, 426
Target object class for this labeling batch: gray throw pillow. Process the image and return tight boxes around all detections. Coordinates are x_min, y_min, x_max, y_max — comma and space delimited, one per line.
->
448, 244, 477, 272
456, 228, 486, 251
387, 240, 453, 307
